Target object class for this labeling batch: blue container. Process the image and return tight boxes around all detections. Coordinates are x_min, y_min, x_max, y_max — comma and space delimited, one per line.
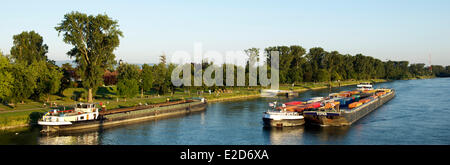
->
339, 97, 354, 107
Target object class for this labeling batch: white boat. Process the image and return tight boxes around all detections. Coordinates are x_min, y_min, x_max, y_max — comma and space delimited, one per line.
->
307, 97, 324, 103
356, 82, 373, 91
262, 102, 305, 127
260, 89, 280, 97
38, 103, 100, 126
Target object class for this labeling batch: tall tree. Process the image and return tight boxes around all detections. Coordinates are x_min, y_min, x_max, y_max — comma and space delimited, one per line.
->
166, 63, 177, 95
244, 48, 259, 86
10, 31, 48, 64
116, 63, 140, 101
306, 47, 328, 82
288, 45, 306, 83
33, 61, 63, 102
0, 52, 14, 102
60, 62, 81, 89
10, 62, 38, 105
153, 55, 168, 94
55, 11, 123, 102
140, 64, 154, 97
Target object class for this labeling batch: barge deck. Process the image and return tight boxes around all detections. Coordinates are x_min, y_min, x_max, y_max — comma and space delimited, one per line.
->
303, 90, 395, 126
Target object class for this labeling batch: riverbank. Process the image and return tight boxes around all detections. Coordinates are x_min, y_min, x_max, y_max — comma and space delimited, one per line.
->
283, 79, 388, 92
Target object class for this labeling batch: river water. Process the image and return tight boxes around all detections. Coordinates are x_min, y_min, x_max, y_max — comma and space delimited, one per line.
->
1, 78, 449, 145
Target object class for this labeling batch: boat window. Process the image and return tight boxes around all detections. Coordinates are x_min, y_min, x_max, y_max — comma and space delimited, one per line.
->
82, 104, 88, 108
80, 116, 84, 120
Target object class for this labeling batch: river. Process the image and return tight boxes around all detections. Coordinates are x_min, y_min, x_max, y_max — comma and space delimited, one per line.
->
1, 78, 449, 145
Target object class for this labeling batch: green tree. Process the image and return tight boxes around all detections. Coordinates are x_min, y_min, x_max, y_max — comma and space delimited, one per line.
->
166, 63, 177, 95
55, 11, 123, 102
117, 63, 140, 80
61, 63, 77, 90
244, 48, 259, 86
306, 47, 328, 82
33, 61, 63, 102
431, 65, 445, 77
116, 79, 139, 102
317, 69, 330, 82
10, 62, 38, 105
330, 70, 342, 81
10, 31, 48, 65
140, 64, 154, 97
153, 55, 168, 95
398, 61, 411, 79
374, 59, 386, 79
409, 63, 426, 77
0, 52, 14, 102
289, 45, 306, 83
116, 63, 140, 101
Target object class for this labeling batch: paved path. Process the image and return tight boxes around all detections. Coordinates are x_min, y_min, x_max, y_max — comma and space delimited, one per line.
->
0, 107, 49, 114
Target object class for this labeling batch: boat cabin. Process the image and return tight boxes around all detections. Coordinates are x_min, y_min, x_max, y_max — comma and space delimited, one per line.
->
357, 82, 373, 91
75, 103, 98, 113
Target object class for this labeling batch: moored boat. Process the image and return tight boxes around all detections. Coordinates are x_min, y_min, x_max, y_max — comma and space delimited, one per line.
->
38, 103, 100, 126
262, 102, 305, 127
38, 98, 207, 133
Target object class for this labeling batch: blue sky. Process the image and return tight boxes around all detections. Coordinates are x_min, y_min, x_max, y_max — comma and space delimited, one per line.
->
1, 0, 449, 65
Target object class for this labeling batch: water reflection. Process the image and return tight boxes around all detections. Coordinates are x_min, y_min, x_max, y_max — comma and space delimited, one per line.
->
264, 126, 305, 145
263, 125, 351, 145
39, 131, 99, 145
304, 125, 351, 143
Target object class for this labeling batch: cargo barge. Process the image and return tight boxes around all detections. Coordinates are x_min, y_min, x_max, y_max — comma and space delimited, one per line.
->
263, 83, 395, 127
303, 86, 395, 126
38, 98, 207, 133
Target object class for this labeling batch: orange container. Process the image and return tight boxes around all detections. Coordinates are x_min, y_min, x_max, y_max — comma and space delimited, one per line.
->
348, 102, 362, 109
350, 91, 360, 95
348, 102, 357, 109
324, 103, 332, 109
338, 93, 351, 97
376, 92, 386, 96
359, 98, 371, 104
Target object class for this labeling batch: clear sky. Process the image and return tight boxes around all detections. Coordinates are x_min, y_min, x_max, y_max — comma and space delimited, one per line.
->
1, 0, 449, 65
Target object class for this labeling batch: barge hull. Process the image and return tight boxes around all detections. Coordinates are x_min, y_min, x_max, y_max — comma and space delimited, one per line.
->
304, 90, 395, 126
262, 118, 305, 127
42, 101, 207, 133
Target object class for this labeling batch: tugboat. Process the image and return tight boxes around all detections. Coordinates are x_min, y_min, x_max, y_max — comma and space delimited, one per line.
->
262, 101, 305, 127
38, 103, 100, 132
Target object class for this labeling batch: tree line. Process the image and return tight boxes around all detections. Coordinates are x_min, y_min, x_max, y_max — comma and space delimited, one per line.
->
1, 11, 450, 104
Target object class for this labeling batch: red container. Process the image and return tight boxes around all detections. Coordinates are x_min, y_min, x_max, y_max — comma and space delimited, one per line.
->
307, 102, 322, 108
284, 101, 303, 106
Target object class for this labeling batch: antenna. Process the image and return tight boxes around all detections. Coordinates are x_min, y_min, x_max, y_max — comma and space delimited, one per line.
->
429, 54, 432, 72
